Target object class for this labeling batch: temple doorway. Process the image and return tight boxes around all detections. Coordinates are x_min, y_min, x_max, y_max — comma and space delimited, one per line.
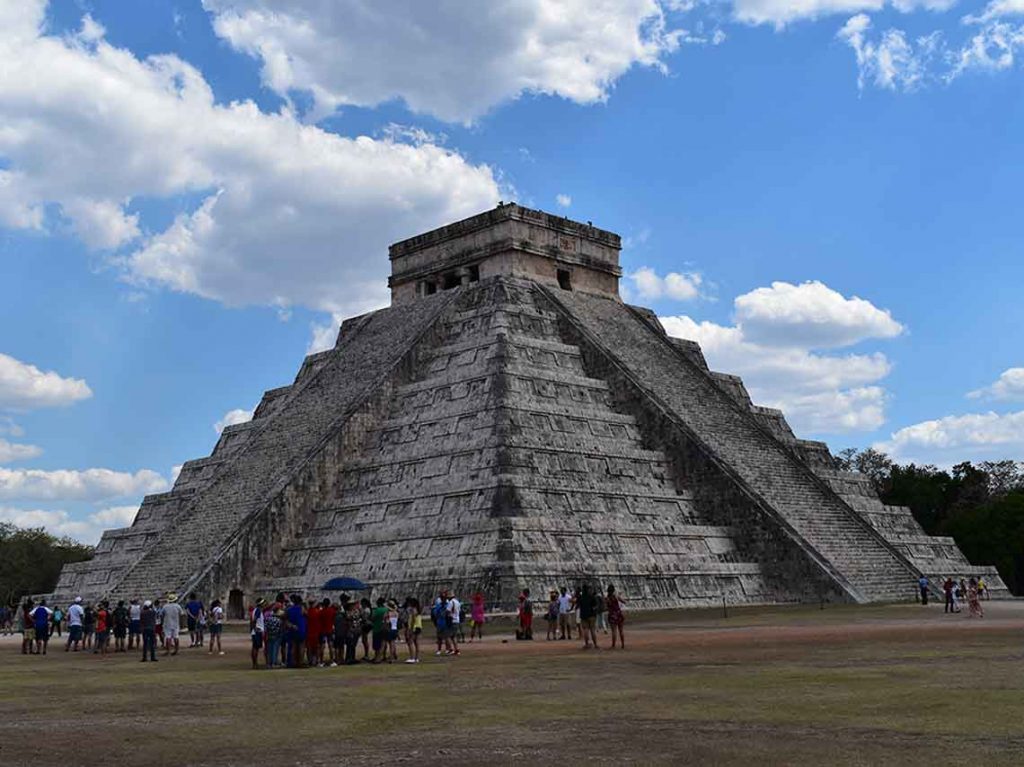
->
228, 589, 245, 620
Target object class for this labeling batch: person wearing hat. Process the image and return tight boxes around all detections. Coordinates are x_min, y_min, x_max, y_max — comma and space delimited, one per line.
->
65, 596, 85, 652
139, 600, 158, 662
161, 593, 184, 656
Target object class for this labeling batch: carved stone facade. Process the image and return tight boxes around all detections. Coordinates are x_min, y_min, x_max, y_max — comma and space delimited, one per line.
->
52, 204, 1007, 608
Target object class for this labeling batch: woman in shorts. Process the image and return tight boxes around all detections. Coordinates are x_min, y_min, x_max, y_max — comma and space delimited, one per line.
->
208, 599, 225, 655
384, 599, 400, 663
606, 584, 626, 650
545, 591, 559, 640
403, 597, 422, 663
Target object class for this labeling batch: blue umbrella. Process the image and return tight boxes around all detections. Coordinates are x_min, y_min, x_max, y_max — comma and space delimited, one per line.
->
322, 576, 369, 591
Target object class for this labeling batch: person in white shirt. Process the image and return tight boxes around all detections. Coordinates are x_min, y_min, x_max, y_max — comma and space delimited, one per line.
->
66, 597, 85, 652
161, 594, 185, 656
446, 594, 462, 654
208, 599, 225, 656
557, 587, 573, 640
128, 599, 142, 650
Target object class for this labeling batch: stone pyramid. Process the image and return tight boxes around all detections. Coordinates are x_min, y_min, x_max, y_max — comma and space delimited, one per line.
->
53, 204, 1005, 611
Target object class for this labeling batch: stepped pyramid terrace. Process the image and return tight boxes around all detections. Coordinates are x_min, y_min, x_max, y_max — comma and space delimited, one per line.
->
52, 204, 1006, 614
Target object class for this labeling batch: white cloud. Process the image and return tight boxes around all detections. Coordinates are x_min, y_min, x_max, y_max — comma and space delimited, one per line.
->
948, 20, 1024, 76
0, 438, 42, 463
733, 280, 904, 348
967, 0, 1024, 22
838, 11, 1024, 90
659, 278, 901, 434
661, 314, 892, 433
0, 506, 96, 542
0, 467, 168, 502
968, 367, 1024, 402
556, 193, 572, 208
734, 0, 954, 26
0, 352, 93, 411
89, 505, 139, 528
876, 410, 1024, 464
0, 4, 501, 317
308, 313, 344, 354
837, 15, 941, 91
0, 503, 139, 544
628, 266, 705, 302
214, 407, 254, 434
202, 0, 682, 123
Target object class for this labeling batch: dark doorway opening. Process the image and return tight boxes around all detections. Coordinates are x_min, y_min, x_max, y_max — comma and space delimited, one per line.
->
557, 269, 573, 291
228, 589, 245, 620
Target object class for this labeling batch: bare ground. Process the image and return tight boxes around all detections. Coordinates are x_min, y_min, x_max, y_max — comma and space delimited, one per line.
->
1, 601, 1022, 767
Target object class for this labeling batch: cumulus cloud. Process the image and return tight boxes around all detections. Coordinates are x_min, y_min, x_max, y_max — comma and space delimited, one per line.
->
0, 506, 96, 542
627, 266, 705, 302
0, 438, 42, 463
0, 467, 168, 502
968, 367, 1024, 401
202, 0, 682, 123
0, 2, 501, 318
0, 504, 139, 544
733, 280, 903, 348
0, 352, 93, 411
214, 407, 254, 434
89, 505, 139, 528
556, 194, 572, 208
660, 314, 892, 432
876, 410, 1024, 464
658, 280, 901, 433
308, 313, 344, 354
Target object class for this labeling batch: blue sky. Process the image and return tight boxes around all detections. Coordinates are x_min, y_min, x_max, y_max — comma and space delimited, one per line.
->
1, 0, 1022, 542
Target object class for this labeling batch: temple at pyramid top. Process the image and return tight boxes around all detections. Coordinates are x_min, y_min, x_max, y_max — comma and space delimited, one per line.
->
389, 203, 623, 304
50, 203, 1006, 614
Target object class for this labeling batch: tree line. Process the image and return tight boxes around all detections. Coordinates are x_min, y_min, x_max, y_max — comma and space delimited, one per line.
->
0, 524, 93, 606
835, 450, 1024, 594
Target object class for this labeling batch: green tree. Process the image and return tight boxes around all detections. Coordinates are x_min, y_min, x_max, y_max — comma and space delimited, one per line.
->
0, 524, 93, 605
942, 492, 1024, 595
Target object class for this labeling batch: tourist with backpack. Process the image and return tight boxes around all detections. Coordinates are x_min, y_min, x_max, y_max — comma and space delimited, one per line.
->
51, 605, 63, 638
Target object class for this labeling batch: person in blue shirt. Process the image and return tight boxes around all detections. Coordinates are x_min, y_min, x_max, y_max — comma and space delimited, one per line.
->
285, 593, 306, 668
32, 599, 53, 654
185, 592, 204, 648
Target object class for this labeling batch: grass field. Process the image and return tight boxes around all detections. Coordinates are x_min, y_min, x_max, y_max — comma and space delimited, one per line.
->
2, 601, 1022, 766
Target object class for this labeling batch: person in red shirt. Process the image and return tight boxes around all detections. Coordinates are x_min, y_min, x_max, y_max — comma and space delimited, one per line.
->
94, 602, 110, 656
305, 599, 322, 667
320, 598, 337, 667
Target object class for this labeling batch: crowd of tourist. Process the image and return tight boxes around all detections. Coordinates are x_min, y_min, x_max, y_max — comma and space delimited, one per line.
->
4, 583, 631, 664
916, 574, 988, 617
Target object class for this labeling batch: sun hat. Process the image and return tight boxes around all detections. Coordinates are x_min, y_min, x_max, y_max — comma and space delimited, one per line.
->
74, 596, 83, 603
167, 593, 178, 602
143, 600, 152, 607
